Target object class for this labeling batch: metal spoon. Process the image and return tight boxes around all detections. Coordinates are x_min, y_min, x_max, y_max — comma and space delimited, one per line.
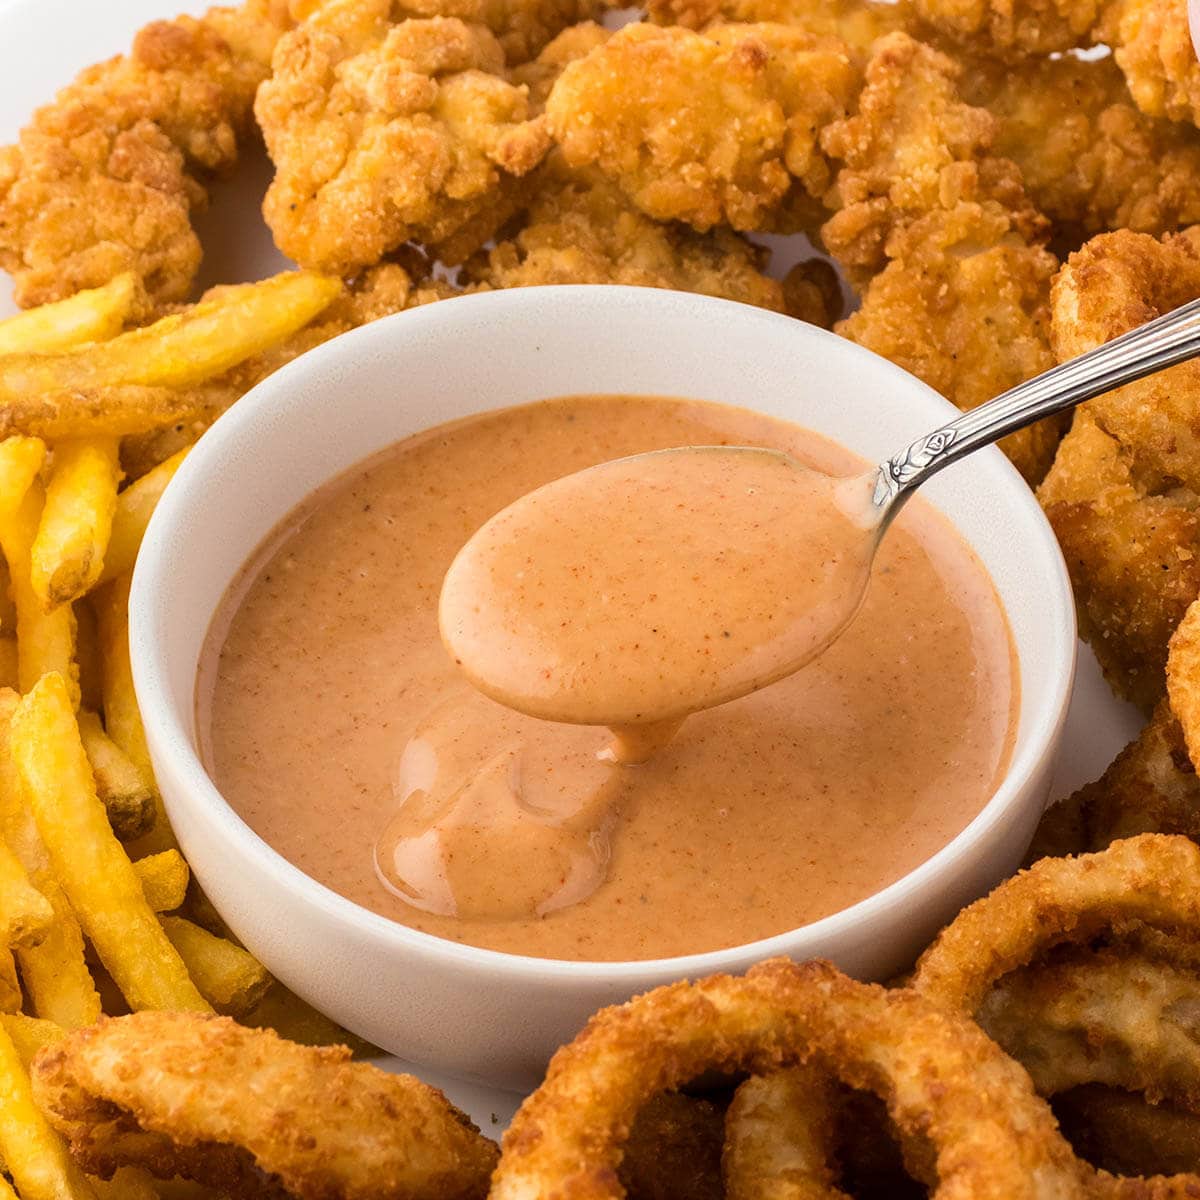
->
441, 297, 1200, 736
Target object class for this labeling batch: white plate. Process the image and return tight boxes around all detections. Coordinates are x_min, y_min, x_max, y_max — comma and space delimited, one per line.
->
0, 0, 1143, 1121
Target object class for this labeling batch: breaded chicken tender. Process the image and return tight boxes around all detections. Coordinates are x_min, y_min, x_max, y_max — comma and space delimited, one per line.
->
510, 20, 611, 105
645, 0, 910, 51
0, 3, 288, 316
909, 0, 1105, 56
257, 3, 552, 274
1053, 228, 1200, 492
1038, 416, 1200, 710
824, 35, 1059, 482
544, 22, 862, 233
821, 33, 1045, 281
464, 159, 789, 310
1028, 702, 1200, 859
962, 53, 1200, 243
1103, 0, 1200, 125
293, 0, 609, 64
32, 1011, 499, 1198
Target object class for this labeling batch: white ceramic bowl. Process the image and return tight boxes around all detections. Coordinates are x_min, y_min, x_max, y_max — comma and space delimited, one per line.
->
131, 285, 1076, 1090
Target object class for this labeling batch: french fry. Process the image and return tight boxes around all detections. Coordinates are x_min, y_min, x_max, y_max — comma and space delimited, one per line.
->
77, 711, 154, 841
1, 1012, 63, 1064
0, 639, 16, 691
0, 274, 136, 355
94, 573, 176, 855
0, 435, 46, 517
13, 674, 209, 1013
74, 601, 102, 711
0, 482, 79, 705
0, 690, 100, 1029
0, 271, 342, 399
0, 1022, 95, 1200
31, 437, 122, 608
96, 445, 191, 587
0, 828, 52, 948
134, 849, 189, 913
160, 914, 272, 1016
90, 1169, 161, 1200
246, 982, 378, 1056
0, 951, 21, 1013
0, 385, 204, 441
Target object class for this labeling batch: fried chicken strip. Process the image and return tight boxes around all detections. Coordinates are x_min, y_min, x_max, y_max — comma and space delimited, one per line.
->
544, 22, 862, 233
0, 2, 290, 316
1102, 0, 1200, 125
464, 159, 790, 311
644, 0, 910, 52
908, 0, 1105, 57
32, 1012, 499, 1199
825, 34, 1059, 483
961, 52, 1200, 243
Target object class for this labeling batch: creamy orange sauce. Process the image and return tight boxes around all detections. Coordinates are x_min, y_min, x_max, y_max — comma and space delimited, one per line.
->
199, 395, 1018, 962
439, 447, 877, 736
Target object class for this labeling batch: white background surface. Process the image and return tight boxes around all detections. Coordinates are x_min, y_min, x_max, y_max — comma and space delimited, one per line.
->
0, 0, 1145, 1120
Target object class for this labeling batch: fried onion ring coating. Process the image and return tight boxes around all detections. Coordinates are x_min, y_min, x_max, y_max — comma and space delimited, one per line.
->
31, 1011, 499, 1199
491, 957, 1088, 1200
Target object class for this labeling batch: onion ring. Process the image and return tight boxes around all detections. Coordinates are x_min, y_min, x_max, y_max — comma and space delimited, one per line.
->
31, 1011, 499, 1199
911, 834, 1200, 1015
722, 1068, 847, 1200
491, 957, 1089, 1200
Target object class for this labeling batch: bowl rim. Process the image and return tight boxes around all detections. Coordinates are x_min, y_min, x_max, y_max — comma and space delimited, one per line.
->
130, 284, 1077, 983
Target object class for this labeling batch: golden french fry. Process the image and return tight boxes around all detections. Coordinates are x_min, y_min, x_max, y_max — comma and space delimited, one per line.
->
0, 827, 52, 948
0, 481, 79, 704
0, 1012, 63, 1065
31, 438, 122, 609
94, 574, 176, 856
12, 674, 209, 1013
0, 690, 100, 1029
96, 445, 190, 586
246, 981, 379, 1056
0, 1022, 95, 1200
0, 385, 204, 442
75, 601, 102, 711
134, 849, 189, 913
0, 435, 46, 518
76, 711, 154, 842
0, 275, 136, 356
0, 271, 342, 400
0, 638, 16, 690
159, 914, 272, 1016
0, 949, 21, 1013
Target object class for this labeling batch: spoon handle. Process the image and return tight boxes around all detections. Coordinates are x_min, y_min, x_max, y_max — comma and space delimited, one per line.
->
873, 295, 1200, 509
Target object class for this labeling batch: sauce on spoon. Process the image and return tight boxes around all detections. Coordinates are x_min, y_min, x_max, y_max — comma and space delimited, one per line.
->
439, 446, 879, 757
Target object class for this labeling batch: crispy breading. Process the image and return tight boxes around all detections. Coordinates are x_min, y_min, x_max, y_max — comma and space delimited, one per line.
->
1027, 702, 1200, 860
544, 22, 862, 233
962, 53, 1200, 243
295, 0, 608, 64
824, 35, 1058, 483
257, 4, 552, 274
1053, 228, 1200, 491
463, 159, 788, 310
782, 256, 845, 326
1038, 416, 1200, 710
909, 0, 1105, 56
510, 20, 611, 107
0, 4, 289, 316
820, 33, 1046, 281
644, 0, 910, 51
32, 1011, 499, 1198
1103, 0, 1200, 125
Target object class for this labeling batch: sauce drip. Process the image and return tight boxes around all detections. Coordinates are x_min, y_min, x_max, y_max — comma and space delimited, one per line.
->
200, 395, 1017, 961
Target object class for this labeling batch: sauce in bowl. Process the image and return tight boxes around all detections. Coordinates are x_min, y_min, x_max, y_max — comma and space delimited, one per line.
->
197, 394, 1018, 962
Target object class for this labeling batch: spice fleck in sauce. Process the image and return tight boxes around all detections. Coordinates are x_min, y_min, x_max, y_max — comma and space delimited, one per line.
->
199, 395, 1018, 962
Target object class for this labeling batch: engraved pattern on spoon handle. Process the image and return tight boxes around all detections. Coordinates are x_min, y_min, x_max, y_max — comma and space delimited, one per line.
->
872, 295, 1200, 512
